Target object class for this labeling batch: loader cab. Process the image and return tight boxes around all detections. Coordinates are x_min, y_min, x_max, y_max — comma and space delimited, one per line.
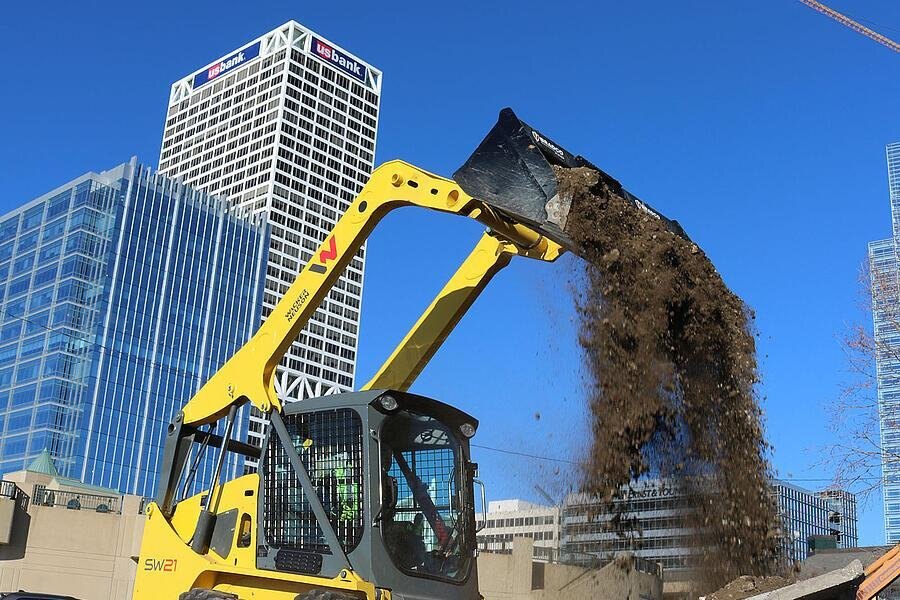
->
257, 389, 482, 599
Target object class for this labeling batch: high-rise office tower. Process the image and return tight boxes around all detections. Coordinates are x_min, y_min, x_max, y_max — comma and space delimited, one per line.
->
0, 159, 268, 495
158, 21, 381, 458
870, 142, 900, 543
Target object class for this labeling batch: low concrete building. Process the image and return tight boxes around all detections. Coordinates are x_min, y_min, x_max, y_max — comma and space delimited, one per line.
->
479, 537, 662, 600
0, 452, 145, 599
478, 499, 561, 561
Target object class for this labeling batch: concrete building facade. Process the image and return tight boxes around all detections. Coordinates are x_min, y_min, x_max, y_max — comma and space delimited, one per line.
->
869, 141, 900, 543
0, 459, 146, 599
158, 21, 382, 463
478, 537, 662, 600
0, 475, 664, 600
477, 499, 561, 561
0, 160, 267, 496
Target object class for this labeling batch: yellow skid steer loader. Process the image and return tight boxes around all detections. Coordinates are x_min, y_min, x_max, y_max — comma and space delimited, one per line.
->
132, 109, 687, 600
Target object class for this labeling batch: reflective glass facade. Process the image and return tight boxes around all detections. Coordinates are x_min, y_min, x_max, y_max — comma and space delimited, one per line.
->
560, 479, 857, 578
561, 482, 698, 579
869, 142, 900, 543
0, 160, 268, 496
772, 481, 858, 563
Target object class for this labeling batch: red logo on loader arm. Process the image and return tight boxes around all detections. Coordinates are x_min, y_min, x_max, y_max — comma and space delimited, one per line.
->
319, 236, 338, 264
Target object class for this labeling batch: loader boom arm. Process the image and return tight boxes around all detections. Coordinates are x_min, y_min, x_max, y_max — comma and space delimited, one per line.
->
362, 232, 514, 392
179, 160, 561, 428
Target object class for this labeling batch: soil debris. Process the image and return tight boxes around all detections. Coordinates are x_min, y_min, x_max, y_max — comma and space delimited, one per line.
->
562, 166, 779, 592
703, 575, 795, 600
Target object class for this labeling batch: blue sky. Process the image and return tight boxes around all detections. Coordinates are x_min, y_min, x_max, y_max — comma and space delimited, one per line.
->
1, 1, 898, 544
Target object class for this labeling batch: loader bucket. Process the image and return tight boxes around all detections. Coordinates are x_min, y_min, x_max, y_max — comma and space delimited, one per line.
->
452, 108, 690, 249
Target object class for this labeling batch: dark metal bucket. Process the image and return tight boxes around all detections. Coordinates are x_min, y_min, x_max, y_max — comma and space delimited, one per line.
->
453, 108, 689, 249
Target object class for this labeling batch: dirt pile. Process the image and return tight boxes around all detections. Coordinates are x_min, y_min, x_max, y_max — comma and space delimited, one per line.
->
703, 575, 795, 600
562, 166, 779, 591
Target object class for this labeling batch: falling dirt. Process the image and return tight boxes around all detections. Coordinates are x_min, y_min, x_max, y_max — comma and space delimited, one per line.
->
561, 166, 780, 592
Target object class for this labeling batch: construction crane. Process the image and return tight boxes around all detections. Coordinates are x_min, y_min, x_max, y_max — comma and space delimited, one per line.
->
798, 0, 900, 53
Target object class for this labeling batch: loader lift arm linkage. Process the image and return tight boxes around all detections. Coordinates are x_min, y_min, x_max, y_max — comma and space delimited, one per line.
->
363, 229, 552, 392
178, 161, 562, 430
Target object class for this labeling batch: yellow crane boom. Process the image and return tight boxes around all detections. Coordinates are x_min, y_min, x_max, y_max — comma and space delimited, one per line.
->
798, 0, 900, 53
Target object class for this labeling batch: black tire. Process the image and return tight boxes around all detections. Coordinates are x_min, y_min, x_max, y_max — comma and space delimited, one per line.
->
295, 589, 362, 600
179, 590, 238, 600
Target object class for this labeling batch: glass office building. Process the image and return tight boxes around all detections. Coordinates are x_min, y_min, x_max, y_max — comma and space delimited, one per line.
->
560, 479, 857, 579
869, 142, 900, 543
771, 481, 858, 563
0, 159, 268, 496
816, 489, 859, 547
561, 481, 699, 580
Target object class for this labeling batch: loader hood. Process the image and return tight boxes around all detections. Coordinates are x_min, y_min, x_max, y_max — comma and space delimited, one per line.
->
452, 108, 690, 250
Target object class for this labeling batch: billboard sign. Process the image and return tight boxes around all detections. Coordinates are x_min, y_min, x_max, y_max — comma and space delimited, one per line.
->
310, 37, 367, 83
193, 41, 261, 89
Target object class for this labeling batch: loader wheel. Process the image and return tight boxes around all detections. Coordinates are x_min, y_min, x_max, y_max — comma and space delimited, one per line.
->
295, 589, 362, 600
178, 590, 238, 600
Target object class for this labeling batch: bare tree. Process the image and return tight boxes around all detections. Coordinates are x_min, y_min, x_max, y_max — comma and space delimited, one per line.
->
825, 260, 900, 497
